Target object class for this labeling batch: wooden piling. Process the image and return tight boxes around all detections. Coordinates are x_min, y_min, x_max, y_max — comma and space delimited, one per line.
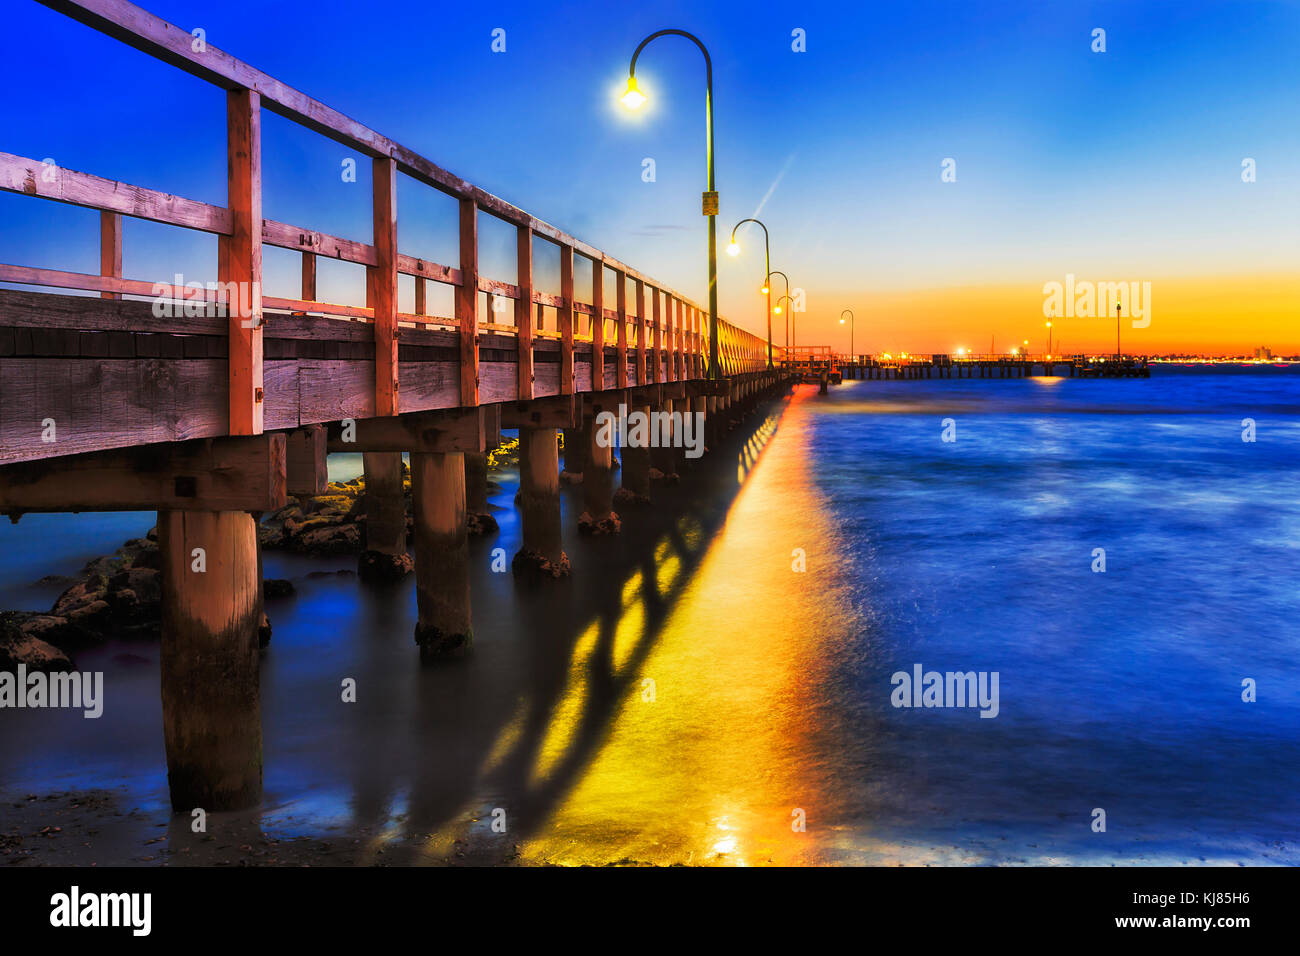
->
359, 451, 411, 581
617, 403, 652, 504
579, 402, 620, 534
410, 451, 472, 659
513, 427, 569, 578
158, 509, 262, 811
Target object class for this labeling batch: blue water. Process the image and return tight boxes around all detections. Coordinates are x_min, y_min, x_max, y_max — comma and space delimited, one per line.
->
805, 365, 1300, 863
1, 366, 1297, 865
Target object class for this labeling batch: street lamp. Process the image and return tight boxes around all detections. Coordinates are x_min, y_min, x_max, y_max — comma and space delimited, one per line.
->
839, 309, 854, 362
767, 270, 790, 359
622, 30, 720, 379
728, 218, 773, 369
775, 294, 797, 359
1046, 321, 1052, 358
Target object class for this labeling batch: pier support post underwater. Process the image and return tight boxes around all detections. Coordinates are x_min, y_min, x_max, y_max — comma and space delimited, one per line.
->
514, 427, 569, 579
358, 451, 412, 583
158, 508, 263, 812
411, 451, 472, 660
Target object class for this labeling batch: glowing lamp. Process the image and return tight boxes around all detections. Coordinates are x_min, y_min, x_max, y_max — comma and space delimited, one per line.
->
621, 77, 646, 109
726, 241, 740, 256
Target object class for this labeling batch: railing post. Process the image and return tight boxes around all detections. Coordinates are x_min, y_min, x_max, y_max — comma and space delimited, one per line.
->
456, 197, 479, 406
591, 258, 605, 390
370, 156, 399, 416
222, 88, 263, 436
99, 211, 121, 300
652, 289, 663, 384
615, 269, 628, 389
301, 250, 316, 301
559, 244, 574, 394
634, 278, 646, 386
516, 223, 534, 401
667, 295, 678, 382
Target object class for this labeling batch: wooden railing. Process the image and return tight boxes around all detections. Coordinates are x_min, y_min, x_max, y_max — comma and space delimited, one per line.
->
2, 0, 778, 440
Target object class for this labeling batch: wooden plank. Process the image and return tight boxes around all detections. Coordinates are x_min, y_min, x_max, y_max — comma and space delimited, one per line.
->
668, 294, 679, 382
413, 274, 424, 316
325, 407, 481, 453
516, 224, 534, 400
261, 218, 376, 266
99, 211, 122, 300
0, 150, 232, 234
0, 288, 226, 335
558, 244, 574, 395
615, 269, 628, 389
0, 434, 286, 514
0, 357, 228, 465
591, 258, 605, 390
396, 253, 461, 286
369, 155, 399, 415
285, 424, 326, 495
456, 197, 479, 406
0, 263, 214, 302
222, 87, 264, 436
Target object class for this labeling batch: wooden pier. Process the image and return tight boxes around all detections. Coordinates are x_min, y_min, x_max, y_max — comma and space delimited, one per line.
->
836, 353, 1151, 380
0, 0, 790, 812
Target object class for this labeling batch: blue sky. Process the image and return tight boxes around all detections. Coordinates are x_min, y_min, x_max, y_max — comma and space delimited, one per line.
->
3, 0, 1298, 352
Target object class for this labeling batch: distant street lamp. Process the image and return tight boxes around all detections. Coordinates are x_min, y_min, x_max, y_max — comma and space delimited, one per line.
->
767, 270, 790, 357
1046, 321, 1053, 358
622, 29, 720, 379
728, 218, 773, 368
839, 309, 855, 362
775, 294, 797, 357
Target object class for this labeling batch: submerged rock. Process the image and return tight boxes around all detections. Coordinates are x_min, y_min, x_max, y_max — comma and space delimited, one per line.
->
0, 613, 73, 672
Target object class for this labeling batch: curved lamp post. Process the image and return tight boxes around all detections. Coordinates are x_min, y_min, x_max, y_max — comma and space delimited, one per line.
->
622, 30, 720, 379
727, 218, 773, 369
839, 309, 855, 362
775, 294, 797, 359
767, 270, 790, 360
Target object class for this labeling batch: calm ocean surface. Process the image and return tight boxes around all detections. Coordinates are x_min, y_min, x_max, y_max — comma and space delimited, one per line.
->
2, 365, 1297, 865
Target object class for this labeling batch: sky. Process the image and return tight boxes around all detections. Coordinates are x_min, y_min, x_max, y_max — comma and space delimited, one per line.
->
2, 0, 1298, 354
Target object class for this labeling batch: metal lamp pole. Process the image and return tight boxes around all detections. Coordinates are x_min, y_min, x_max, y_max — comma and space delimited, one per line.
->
623, 29, 720, 379
728, 218, 772, 369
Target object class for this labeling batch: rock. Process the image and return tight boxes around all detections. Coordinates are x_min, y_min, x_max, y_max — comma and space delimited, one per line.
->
511, 549, 571, 582
0, 614, 73, 672
577, 510, 621, 536
263, 578, 295, 599
467, 512, 499, 536
294, 523, 360, 555
357, 550, 414, 584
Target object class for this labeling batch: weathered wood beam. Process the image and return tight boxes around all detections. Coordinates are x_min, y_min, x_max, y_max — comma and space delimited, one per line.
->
498, 394, 575, 430
98, 210, 122, 300
615, 269, 628, 390
634, 279, 646, 387
0, 150, 232, 233
591, 258, 605, 389
370, 156, 399, 416
221, 88, 264, 436
516, 224, 534, 401
0, 434, 286, 514
456, 197, 480, 406
558, 245, 575, 395
285, 425, 326, 496
325, 407, 482, 453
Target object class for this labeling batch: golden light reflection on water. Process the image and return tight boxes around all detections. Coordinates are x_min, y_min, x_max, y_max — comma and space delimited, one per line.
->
509, 391, 859, 866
